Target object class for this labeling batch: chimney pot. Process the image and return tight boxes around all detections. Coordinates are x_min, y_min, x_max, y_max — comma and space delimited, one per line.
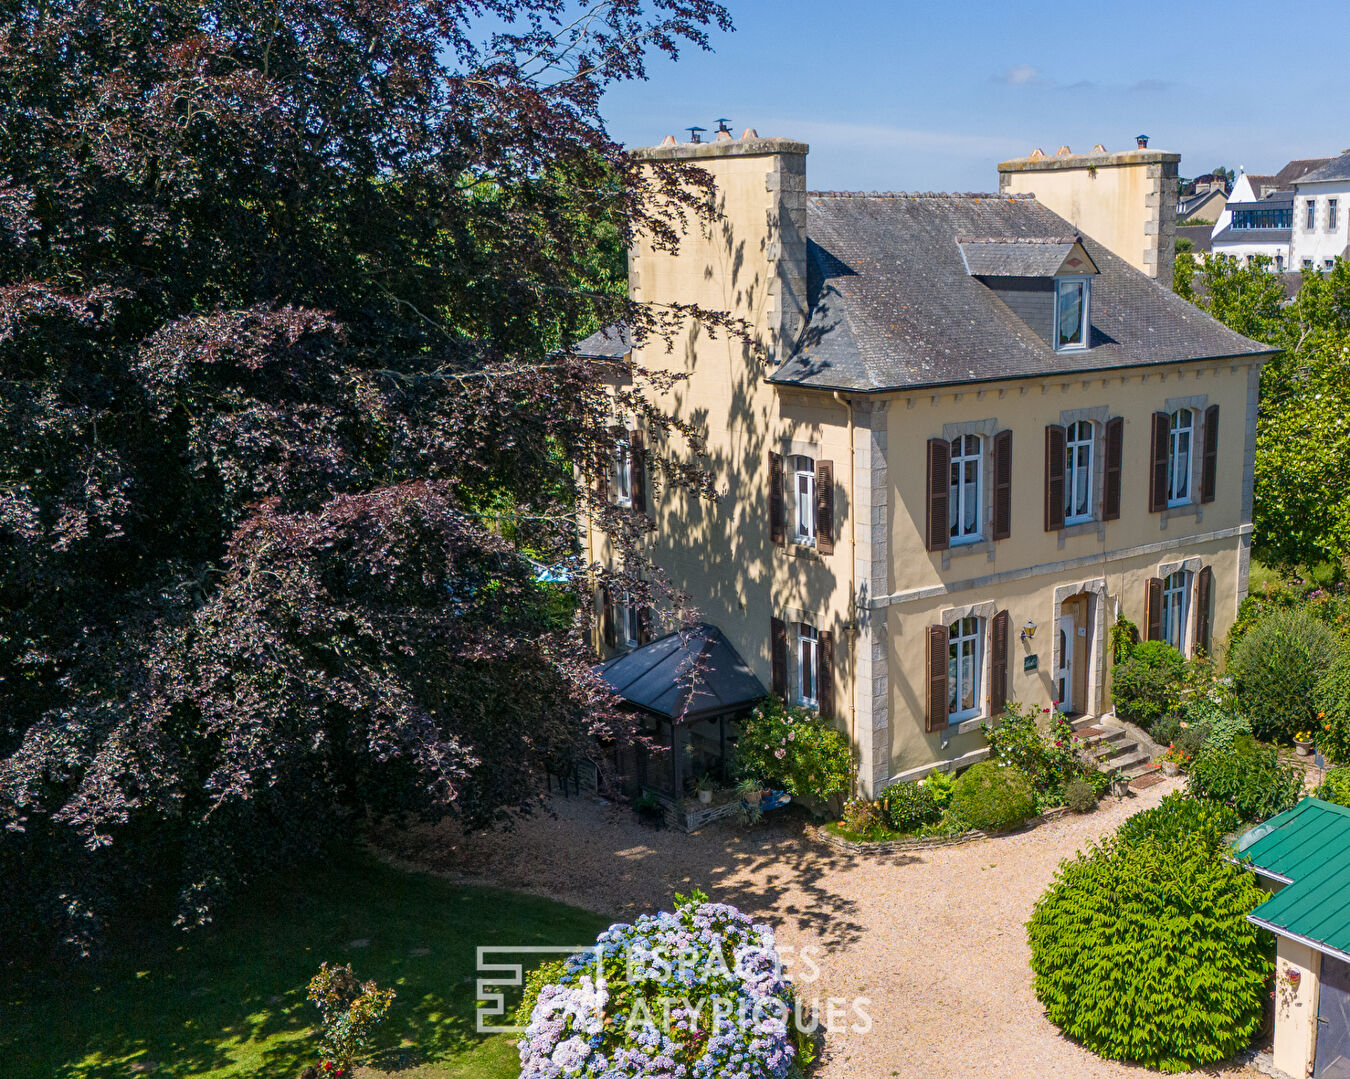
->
1056, 145, 1072, 157
1092, 143, 1107, 153
740, 128, 758, 139
659, 134, 677, 147
715, 129, 732, 141
1028, 147, 1046, 160
1136, 134, 1149, 148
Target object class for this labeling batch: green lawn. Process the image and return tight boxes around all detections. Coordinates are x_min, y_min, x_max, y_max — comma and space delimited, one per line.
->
1, 852, 610, 1079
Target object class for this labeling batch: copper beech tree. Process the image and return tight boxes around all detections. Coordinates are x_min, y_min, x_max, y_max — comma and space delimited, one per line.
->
0, 0, 737, 952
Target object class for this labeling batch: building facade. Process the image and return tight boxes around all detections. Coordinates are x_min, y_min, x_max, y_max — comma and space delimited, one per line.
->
583, 133, 1273, 796
1290, 152, 1350, 272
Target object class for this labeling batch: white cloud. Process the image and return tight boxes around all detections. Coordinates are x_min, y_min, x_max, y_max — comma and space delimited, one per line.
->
996, 64, 1048, 87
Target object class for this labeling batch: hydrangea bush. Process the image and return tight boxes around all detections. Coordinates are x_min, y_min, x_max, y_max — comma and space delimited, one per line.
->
518, 891, 811, 1079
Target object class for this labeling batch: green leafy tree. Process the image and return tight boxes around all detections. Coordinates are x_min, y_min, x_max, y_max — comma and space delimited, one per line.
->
1177, 255, 1350, 570
1028, 830, 1272, 1072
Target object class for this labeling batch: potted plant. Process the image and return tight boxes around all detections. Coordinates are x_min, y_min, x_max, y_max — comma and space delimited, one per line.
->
1294, 730, 1315, 757
1111, 769, 1131, 798
736, 776, 763, 806
694, 774, 716, 805
1161, 746, 1182, 777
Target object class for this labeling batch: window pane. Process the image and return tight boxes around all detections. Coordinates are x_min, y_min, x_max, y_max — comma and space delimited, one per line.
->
948, 643, 958, 712
1057, 281, 1084, 347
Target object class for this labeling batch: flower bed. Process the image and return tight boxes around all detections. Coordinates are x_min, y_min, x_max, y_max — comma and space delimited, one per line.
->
517, 891, 811, 1078
806, 807, 1069, 855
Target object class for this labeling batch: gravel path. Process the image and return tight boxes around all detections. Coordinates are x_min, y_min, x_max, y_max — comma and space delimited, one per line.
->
377, 778, 1263, 1079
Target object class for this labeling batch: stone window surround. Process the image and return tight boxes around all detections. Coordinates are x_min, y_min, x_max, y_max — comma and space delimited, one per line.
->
1159, 394, 1209, 528
939, 418, 1000, 568
1049, 577, 1109, 717
1055, 406, 1112, 545
780, 606, 830, 711
937, 598, 997, 739
776, 437, 821, 552
1157, 555, 1203, 655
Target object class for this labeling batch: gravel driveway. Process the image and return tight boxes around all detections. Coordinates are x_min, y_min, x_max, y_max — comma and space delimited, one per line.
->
378, 777, 1263, 1079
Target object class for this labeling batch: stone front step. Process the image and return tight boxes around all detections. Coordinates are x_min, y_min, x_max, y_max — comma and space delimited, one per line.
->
1071, 717, 1160, 780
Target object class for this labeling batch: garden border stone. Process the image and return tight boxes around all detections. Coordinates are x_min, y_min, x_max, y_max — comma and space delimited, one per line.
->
805, 806, 1070, 854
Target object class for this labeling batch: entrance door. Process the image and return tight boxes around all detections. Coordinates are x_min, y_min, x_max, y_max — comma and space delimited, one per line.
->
1055, 615, 1075, 713
1316, 956, 1350, 1078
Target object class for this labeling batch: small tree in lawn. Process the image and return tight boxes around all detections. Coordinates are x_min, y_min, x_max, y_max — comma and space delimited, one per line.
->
308, 963, 396, 1073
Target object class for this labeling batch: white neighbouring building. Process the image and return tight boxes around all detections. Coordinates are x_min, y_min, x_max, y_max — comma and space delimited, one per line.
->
1290, 151, 1350, 272
1211, 171, 1293, 270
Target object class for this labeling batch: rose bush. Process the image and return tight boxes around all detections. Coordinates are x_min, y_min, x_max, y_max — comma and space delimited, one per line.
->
735, 697, 854, 801
517, 891, 811, 1079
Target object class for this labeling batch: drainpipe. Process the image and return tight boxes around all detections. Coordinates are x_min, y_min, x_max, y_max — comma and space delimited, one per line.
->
832, 391, 857, 633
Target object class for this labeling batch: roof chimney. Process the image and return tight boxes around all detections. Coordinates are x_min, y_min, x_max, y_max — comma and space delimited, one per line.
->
1136, 134, 1149, 149
686, 125, 706, 144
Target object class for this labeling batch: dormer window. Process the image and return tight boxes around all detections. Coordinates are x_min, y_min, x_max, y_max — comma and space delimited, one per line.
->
1055, 277, 1090, 351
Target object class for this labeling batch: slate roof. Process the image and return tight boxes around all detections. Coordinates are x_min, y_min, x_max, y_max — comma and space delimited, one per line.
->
1211, 226, 1291, 246
596, 623, 766, 723
1237, 798, 1350, 962
571, 323, 631, 359
1176, 224, 1214, 253
1298, 152, 1350, 185
956, 238, 1097, 278
770, 192, 1274, 393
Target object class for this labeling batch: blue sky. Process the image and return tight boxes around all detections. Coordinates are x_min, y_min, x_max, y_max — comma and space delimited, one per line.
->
600, 0, 1350, 191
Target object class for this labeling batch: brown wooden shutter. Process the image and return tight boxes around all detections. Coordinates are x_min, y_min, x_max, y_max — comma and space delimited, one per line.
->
814, 460, 835, 555
1196, 565, 1213, 655
926, 624, 950, 732
601, 586, 616, 647
638, 604, 653, 645
770, 617, 787, 697
1102, 416, 1124, 521
1144, 577, 1164, 642
629, 430, 647, 515
925, 438, 950, 552
989, 609, 1010, 717
1200, 404, 1219, 504
769, 451, 785, 548
818, 630, 834, 719
1044, 424, 1066, 532
992, 430, 1013, 541
1149, 411, 1170, 513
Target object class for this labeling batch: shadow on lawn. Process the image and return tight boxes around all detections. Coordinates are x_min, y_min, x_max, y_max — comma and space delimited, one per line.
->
1, 852, 609, 1079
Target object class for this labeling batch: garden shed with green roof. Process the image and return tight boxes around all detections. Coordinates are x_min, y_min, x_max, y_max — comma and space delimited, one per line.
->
1235, 797, 1350, 1079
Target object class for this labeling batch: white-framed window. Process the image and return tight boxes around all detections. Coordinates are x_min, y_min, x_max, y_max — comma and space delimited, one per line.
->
1326, 259, 1336, 272
1275, 254, 1285, 272
1162, 570, 1189, 652
797, 623, 818, 707
1306, 200, 1317, 231
1167, 408, 1193, 506
621, 592, 640, 648
1330, 199, 1339, 232
1054, 277, 1091, 351
791, 455, 816, 545
614, 438, 632, 507
947, 615, 982, 723
1304, 258, 1315, 270
1065, 420, 1094, 524
948, 434, 982, 544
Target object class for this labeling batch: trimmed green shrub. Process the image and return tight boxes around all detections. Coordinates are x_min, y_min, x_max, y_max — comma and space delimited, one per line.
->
1314, 650, 1350, 765
1315, 769, 1350, 807
838, 796, 882, 835
881, 780, 940, 832
1063, 776, 1097, 814
1116, 791, 1240, 850
1111, 641, 1187, 733
950, 759, 1036, 832
1028, 832, 1274, 1072
1228, 608, 1340, 742
1187, 736, 1303, 823
1202, 711, 1253, 755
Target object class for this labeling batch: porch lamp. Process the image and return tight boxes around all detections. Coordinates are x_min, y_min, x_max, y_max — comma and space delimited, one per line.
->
1021, 619, 1037, 643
